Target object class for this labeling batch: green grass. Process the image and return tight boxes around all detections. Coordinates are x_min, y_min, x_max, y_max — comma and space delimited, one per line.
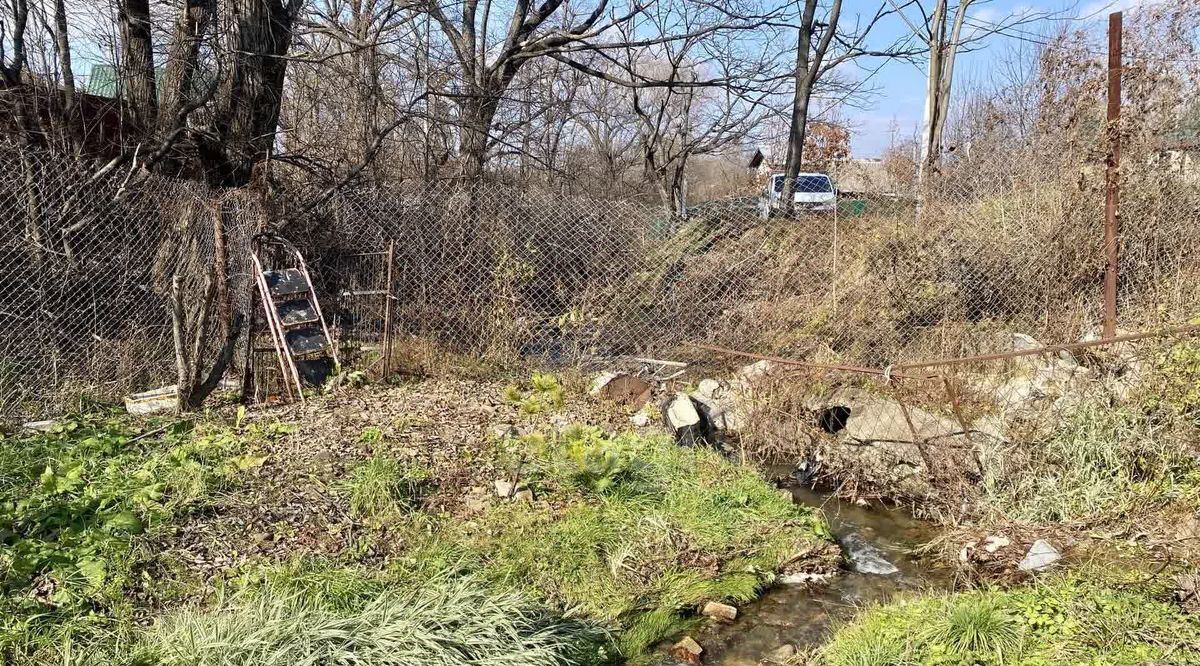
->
0, 411, 278, 665
820, 571, 1200, 665
461, 426, 832, 661
343, 454, 431, 519
0, 409, 834, 665
981, 400, 1200, 524
147, 570, 606, 666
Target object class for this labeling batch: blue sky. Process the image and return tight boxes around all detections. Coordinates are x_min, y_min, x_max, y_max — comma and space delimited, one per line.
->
839, 0, 1132, 156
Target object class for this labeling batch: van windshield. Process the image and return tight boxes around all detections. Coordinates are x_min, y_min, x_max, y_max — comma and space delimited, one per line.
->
773, 175, 833, 193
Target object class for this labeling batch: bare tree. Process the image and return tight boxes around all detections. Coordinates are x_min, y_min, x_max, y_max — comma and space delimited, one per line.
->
778, 0, 911, 212
119, 0, 158, 132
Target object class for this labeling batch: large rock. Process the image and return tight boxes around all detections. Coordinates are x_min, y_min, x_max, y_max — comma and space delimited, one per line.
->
591, 373, 652, 408
689, 378, 750, 433
817, 388, 960, 444
1017, 539, 1061, 571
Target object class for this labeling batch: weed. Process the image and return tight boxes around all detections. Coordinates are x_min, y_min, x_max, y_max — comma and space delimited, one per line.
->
0, 411, 273, 662
503, 372, 566, 416
358, 426, 384, 445
463, 428, 832, 661
980, 401, 1198, 523
344, 454, 431, 519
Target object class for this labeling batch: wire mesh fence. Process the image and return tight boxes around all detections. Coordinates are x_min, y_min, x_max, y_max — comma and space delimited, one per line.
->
2, 127, 1200, 436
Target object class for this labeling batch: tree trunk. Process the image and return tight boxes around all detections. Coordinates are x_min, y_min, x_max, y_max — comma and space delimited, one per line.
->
459, 94, 499, 179
202, 0, 299, 187
52, 0, 83, 151
158, 0, 215, 172
781, 2, 816, 215
918, 0, 969, 193
119, 0, 158, 134
1, 0, 28, 85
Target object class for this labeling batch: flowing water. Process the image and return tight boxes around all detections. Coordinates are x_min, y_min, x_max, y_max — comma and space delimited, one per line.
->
699, 485, 956, 665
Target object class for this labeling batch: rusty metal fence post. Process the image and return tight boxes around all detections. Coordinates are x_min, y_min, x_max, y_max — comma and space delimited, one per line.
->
1103, 11, 1123, 339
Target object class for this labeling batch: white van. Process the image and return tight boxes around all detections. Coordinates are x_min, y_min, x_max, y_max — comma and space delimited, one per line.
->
761, 172, 836, 215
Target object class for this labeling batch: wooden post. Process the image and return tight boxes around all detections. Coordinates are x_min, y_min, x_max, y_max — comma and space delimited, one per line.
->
1103, 11, 1122, 339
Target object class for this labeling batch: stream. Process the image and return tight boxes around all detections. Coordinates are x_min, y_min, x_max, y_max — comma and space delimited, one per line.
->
699, 484, 955, 665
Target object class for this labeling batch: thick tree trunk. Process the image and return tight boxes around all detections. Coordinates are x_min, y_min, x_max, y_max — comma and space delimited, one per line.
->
781, 4, 816, 215
459, 94, 499, 179
119, 0, 158, 134
1, 0, 28, 85
158, 0, 216, 169
52, 0, 83, 151
202, 0, 299, 187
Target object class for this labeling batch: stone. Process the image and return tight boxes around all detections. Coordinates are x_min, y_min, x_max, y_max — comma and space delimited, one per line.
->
738, 359, 777, 382
820, 388, 959, 444
589, 372, 620, 395
1017, 539, 1061, 571
1010, 332, 1042, 351
958, 541, 976, 564
696, 378, 722, 397
670, 636, 704, 664
701, 601, 738, 621
629, 413, 651, 427
124, 384, 179, 415
690, 379, 750, 433
513, 489, 534, 503
841, 533, 899, 575
763, 644, 796, 663
464, 497, 487, 512
490, 424, 520, 439
493, 479, 515, 498
21, 420, 55, 432
595, 374, 652, 408
982, 535, 1011, 553
665, 393, 701, 430
778, 571, 834, 585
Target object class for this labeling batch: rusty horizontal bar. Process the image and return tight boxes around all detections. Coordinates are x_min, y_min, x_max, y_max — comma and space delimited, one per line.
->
892, 323, 1200, 371
685, 342, 937, 380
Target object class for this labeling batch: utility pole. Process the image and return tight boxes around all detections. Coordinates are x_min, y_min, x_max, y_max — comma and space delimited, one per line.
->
1103, 11, 1122, 339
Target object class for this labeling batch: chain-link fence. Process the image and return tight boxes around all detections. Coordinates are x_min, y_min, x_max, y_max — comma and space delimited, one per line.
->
2, 110, 1200, 429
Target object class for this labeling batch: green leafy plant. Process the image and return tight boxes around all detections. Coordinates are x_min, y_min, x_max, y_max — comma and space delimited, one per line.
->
358, 427, 384, 445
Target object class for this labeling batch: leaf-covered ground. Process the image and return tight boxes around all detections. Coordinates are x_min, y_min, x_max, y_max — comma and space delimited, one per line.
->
0, 374, 837, 665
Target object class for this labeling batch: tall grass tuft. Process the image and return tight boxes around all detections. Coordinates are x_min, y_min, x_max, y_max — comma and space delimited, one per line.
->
148, 576, 606, 666
345, 454, 431, 519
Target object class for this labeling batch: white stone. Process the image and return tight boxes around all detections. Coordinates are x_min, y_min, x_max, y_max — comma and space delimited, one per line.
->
665, 393, 701, 430
493, 479, 515, 497
1017, 539, 1061, 571
982, 535, 1011, 553
696, 378, 722, 398
778, 571, 835, 585
629, 413, 651, 427
738, 359, 776, 382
